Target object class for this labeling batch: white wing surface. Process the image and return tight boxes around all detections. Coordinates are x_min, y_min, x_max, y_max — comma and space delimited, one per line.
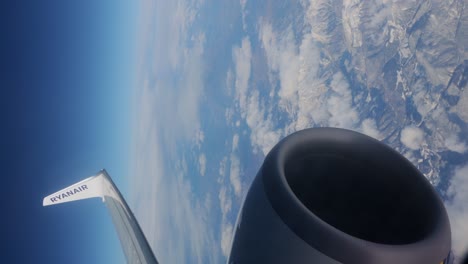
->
43, 170, 158, 264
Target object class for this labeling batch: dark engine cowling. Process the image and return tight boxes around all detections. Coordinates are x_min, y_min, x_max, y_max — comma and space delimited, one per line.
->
228, 128, 451, 264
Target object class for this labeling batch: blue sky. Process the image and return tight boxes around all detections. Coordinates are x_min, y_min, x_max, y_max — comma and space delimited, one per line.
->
2, 1, 138, 263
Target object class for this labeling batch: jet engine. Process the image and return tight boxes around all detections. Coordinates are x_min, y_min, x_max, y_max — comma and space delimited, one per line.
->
228, 128, 451, 264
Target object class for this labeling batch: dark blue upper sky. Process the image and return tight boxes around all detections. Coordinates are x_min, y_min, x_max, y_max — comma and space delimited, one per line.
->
1, 1, 138, 263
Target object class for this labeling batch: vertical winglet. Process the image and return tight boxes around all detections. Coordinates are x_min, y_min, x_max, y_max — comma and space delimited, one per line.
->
42, 174, 104, 206
43, 170, 159, 264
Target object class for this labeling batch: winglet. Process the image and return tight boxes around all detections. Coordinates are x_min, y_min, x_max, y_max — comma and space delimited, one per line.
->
42, 170, 159, 264
42, 174, 105, 206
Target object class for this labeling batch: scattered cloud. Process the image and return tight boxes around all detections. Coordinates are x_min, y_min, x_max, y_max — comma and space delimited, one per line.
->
400, 126, 424, 150
232, 134, 239, 151
225, 68, 234, 97
216, 132, 246, 257
360, 118, 383, 140
259, 22, 303, 116
444, 134, 467, 154
225, 107, 235, 125
229, 154, 242, 198
327, 72, 359, 128
204, 193, 212, 212
218, 155, 234, 258
245, 91, 282, 155
132, 131, 219, 264
402, 149, 417, 165
218, 156, 228, 180
218, 190, 232, 258
132, 82, 219, 262
132, 0, 219, 262
239, 0, 247, 11
195, 129, 205, 148
452, 87, 468, 123
218, 185, 232, 216
220, 222, 233, 257
232, 36, 281, 155
258, 20, 359, 134
233, 37, 252, 118
199, 153, 207, 176
240, 0, 248, 30
445, 163, 468, 260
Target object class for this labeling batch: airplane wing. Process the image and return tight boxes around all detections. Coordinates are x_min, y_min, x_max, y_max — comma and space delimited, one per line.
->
43, 169, 158, 264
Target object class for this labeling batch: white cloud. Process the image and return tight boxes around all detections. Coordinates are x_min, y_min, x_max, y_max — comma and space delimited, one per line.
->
444, 134, 467, 154
216, 128, 247, 258
233, 37, 252, 118
400, 126, 425, 150
239, 0, 247, 11
225, 107, 235, 125
218, 185, 232, 216
218, 188, 232, 258
132, 136, 220, 264
259, 22, 301, 114
218, 156, 228, 180
232, 134, 239, 151
452, 85, 468, 123
360, 118, 383, 140
216, 133, 245, 258
232, 36, 281, 155
327, 72, 359, 128
220, 222, 233, 257
216, 132, 246, 258
229, 154, 242, 198
195, 129, 205, 148
245, 90, 281, 155
445, 164, 468, 260
412, 80, 437, 119
240, 0, 248, 30
225, 68, 234, 97
422, 106, 467, 156
204, 193, 212, 212
402, 149, 417, 165
199, 153, 207, 176
259, 20, 359, 134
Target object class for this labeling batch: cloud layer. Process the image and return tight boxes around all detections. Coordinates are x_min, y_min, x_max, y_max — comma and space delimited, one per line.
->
445, 164, 468, 259
134, 1, 468, 263
133, 0, 221, 263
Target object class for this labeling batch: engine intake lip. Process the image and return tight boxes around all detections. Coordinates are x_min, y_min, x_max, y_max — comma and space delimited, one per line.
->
262, 128, 451, 264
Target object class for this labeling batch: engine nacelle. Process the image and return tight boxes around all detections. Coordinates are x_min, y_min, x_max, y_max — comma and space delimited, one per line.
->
229, 128, 451, 264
